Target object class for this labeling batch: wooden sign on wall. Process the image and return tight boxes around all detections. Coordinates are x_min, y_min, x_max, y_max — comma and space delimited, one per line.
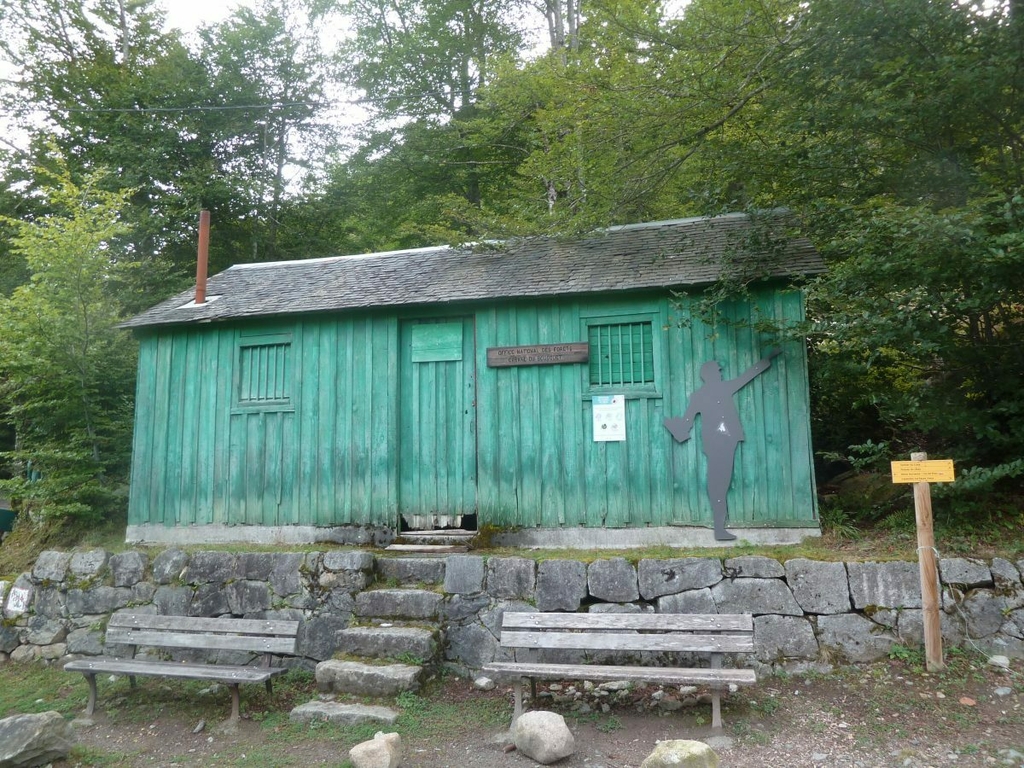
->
487, 342, 589, 368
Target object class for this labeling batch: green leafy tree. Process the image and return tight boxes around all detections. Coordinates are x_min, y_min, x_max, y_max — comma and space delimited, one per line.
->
667, 0, 1024, 493
0, 159, 137, 523
0, 0, 338, 286
333, 0, 524, 123
197, 0, 336, 263
0, 0, 209, 288
306, 0, 531, 244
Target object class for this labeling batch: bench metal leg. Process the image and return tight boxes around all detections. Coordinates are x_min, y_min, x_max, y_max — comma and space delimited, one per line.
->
711, 652, 723, 729
229, 684, 241, 723
512, 680, 524, 724
265, 679, 273, 698
83, 674, 98, 716
711, 690, 722, 730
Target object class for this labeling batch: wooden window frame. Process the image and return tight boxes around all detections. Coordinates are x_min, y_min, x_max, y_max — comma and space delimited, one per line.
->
582, 312, 663, 399
232, 333, 294, 413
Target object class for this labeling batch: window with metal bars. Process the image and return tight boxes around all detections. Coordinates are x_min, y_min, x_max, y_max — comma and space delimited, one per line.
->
588, 321, 655, 388
237, 341, 291, 406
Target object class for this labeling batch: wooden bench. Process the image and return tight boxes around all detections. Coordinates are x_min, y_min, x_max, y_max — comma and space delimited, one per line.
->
482, 612, 756, 729
64, 614, 300, 723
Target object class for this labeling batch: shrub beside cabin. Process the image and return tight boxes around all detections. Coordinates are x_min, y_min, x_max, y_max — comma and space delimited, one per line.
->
122, 215, 825, 547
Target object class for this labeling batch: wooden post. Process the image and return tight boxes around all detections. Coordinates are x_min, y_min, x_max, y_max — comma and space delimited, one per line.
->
911, 451, 944, 672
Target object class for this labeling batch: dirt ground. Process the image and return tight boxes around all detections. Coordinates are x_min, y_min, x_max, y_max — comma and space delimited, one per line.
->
63, 653, 1024, 768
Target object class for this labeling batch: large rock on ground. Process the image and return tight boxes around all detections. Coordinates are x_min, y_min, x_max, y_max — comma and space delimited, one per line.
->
512, 711, 575, 765
349, 731, 402, 768
640, 739, 719, 768
0, 710, 77, 768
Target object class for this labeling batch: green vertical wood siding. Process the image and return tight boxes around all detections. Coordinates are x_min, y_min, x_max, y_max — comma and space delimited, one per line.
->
398, 317, 477, 528
128, 287, 816, 531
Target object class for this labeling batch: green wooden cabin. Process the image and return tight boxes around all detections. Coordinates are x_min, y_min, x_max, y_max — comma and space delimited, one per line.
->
122, 215, 824, 547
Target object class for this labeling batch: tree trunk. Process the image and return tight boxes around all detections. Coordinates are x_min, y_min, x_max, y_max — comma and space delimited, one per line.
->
117, 0, 129, 64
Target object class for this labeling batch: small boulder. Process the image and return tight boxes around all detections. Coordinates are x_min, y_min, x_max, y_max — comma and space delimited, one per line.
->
640, 739, 719, 768
473, 675, 496, 691
0, 710, 77, 767
512, 711, 575, 765
349, 731, 402, 768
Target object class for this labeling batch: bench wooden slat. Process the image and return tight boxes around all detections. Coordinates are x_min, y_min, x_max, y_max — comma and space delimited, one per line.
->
68, 614, 300, 723
107, 614, 299, 636
500, 612, 753, 632
482, 661, 757, 687
64, 658, 288, 683
500, 630, 754, 654
104, 627, 297, 654
491, 611, 757, 730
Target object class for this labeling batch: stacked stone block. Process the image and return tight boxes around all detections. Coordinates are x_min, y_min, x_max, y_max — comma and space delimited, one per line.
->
1, 549, 1022, 671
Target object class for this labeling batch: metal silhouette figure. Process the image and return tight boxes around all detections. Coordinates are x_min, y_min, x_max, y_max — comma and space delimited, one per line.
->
664, 349, 781, 541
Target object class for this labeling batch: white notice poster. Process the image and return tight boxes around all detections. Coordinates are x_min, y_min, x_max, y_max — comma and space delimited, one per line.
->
592, 395, 626, 441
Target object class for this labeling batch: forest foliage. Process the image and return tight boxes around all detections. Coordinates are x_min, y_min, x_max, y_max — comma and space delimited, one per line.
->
0, 0, 1020, 528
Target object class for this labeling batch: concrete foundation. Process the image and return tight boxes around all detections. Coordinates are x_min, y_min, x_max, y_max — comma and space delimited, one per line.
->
127, 523, 820, 549
125, 523, 395, 547
492, 525, 822, 549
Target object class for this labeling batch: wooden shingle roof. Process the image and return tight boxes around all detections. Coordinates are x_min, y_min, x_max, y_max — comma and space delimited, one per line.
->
122, 214, 824, 330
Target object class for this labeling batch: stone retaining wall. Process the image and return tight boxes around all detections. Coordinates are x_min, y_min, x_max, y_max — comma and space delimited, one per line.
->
2, 550, 1022, 670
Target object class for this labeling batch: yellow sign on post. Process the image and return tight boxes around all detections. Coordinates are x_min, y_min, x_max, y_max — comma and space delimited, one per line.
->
895, 452, 950, 672
891, 459, 955, 484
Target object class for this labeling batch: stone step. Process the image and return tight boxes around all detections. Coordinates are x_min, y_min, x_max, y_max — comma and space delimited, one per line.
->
400, 529, 476, 540
337, 626, 438, 663
389, 529, 475, 550
316, 659, 422, 697
355, 588, 443, 620
376, 557, 447, 585
290, 701, 399, 726
384, 543, 469, 554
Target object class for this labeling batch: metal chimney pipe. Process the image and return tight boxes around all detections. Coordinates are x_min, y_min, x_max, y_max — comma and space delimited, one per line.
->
195, 209, 210, 305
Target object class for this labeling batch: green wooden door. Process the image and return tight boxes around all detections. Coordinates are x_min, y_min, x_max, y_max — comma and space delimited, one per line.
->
398, 317, 478, 529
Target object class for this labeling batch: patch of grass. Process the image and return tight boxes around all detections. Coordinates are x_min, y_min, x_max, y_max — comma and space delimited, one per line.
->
0, 662, 87, 717
393, 652, 425, 665
67, 745, 134, 766
888, 644, 924, 664
570, 711, 623, 732
393, 686, 507, 739
732, 716, 774, 745
749, 695, 781, 717
208, 748, 281, 767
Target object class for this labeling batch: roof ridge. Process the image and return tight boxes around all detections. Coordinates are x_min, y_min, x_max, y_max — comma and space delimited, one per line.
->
230, 243, 454, 271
